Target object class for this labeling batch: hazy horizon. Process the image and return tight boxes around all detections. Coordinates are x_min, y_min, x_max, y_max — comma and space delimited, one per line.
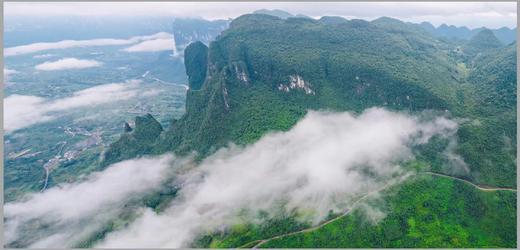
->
4, 2, 517, 29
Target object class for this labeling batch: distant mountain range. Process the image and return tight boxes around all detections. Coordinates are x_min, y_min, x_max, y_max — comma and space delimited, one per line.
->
251, 9, 517, 44
171, 18, 230, 51
418, 21, 516, 44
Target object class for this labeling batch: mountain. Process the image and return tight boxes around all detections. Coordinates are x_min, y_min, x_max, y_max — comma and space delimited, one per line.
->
102, 114, 163, 167
319, 16, 350, 25
171, 18, 230, 51
418, 21, 436, 34
493, 27, 517, 45
105, 13, 515, 187
462, 29, 504, 57
253, 9, 294, 19
436, 23, 473, 40
417, 21, 516, 44
183, 41, 209, 90
102, 14, 516, 247
153, 14, 453, 156
465, 29, 504, 50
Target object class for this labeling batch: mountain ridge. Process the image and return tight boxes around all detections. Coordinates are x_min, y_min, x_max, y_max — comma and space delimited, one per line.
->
247, 10, 516, 44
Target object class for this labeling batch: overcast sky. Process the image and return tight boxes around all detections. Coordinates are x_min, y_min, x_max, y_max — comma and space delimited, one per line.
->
4, 2, 517, 29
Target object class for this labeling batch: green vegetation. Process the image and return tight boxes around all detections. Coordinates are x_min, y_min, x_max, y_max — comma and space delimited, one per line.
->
101, 14, 516, 247
4, 40, 188, 202
102, 114, 163, 167
193, 213, 310, 248
260, 175, 516, 248
464, 29, 504, 54
106, 14, 516, 188
76, 184, 179, 248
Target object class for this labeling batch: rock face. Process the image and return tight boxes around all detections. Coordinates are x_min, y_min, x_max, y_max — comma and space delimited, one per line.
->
184, 41, 208, 90
277, 75, 314, 95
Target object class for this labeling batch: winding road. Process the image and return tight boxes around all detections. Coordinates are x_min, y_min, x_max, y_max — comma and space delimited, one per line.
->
239, 171, 517, 249
40, 167, 50, 192
424, 171, 517, 192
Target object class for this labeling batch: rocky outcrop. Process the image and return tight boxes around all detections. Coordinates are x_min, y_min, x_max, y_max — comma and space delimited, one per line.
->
102, 114, 163, 167
184, 41, 209, 90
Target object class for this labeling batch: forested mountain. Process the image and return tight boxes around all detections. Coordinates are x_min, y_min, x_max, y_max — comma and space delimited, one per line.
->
105, 14, 516, 186
465, 29, 504, 51
102, 14, 516, 247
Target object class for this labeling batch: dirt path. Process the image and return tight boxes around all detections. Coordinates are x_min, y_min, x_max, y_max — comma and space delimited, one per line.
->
424, 172, 517, 192
240, 172, 516, 248
243, 180, 399, 248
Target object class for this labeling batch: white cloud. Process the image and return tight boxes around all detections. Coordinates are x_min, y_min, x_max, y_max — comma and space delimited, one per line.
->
35, 58, 102, 71
123, 38, 175, 53
4, 67, 19, 83
4, 80, 145, 133
3, 95, 53, 132
4, 68, 18, 76
4, 154, 183, 248
97, 108, 458, 248
4, 32, 173, 57
33, 53, 56, 59
3, 108, 462, 248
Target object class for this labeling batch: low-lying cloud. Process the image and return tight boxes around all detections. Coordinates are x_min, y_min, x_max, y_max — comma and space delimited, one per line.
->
4, 108, 460, 248
122, 33, 176, 53
4, 154, 182, 248
4, 67, 18, 77
4, 32, 173, 57
4, 80, 150, 133
4, 67, 18, 83
35, 58, 102, 71
97, 108, 457, 248
33, 53, 56, 59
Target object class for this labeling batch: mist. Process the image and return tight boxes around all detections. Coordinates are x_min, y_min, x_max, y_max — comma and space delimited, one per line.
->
98, 108, 457, 247
4, 154, 184, 247
35, 58, 102, 71
3, 67, 19, 85
122, 33, 176, 53
4, 32, 173, 57
4, 80, 153, 133
4, 108, 461, 248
